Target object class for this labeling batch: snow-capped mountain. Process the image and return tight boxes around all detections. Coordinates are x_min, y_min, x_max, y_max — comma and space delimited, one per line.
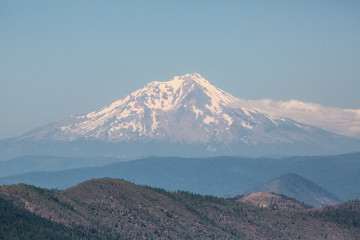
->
20, 73, 347, 150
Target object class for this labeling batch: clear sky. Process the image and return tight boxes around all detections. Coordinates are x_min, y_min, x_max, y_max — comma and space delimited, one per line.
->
1, 0, 359, 140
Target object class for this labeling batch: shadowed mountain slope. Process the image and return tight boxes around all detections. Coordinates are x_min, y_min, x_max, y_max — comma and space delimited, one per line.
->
0, 195, 106, 240
313, 199, 360, 228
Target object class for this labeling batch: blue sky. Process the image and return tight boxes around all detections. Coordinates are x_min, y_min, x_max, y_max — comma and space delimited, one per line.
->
1, 1, 360, 139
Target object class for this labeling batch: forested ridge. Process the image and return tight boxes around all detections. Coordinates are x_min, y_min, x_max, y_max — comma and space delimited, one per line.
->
0, 178, 359, 239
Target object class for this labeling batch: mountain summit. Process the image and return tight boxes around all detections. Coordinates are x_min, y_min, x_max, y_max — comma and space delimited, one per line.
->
10, 73, 359, 157
245, 173, 342, 207
23, 73, 243, 143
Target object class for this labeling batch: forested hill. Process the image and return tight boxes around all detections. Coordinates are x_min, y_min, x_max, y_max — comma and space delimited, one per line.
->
0, 178, 359, 239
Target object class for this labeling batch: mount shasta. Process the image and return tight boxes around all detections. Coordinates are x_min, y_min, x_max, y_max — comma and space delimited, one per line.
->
2, 73, 359, 159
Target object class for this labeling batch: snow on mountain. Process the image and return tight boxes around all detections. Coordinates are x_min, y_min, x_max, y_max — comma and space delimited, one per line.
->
20, 73, 345, 149
229, 98, 360, 138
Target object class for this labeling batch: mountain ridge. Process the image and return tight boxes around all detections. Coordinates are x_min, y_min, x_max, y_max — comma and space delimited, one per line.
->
19, 73, 242, 143
1, 178, 359, 239
245, 173, 342, 207
1, 153, 360, 201
4, 73, 358, 158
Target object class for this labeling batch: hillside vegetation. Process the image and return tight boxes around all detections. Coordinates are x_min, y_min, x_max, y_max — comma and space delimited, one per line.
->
0, 178, 359, 239
0, 195, 108, 240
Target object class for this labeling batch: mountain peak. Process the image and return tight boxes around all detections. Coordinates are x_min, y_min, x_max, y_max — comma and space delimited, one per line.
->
135, 73, 237, 113
245, 173, 342, 207
171, 73, 209, 86
18, 73, 358, 156
143, 72, 210, 95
